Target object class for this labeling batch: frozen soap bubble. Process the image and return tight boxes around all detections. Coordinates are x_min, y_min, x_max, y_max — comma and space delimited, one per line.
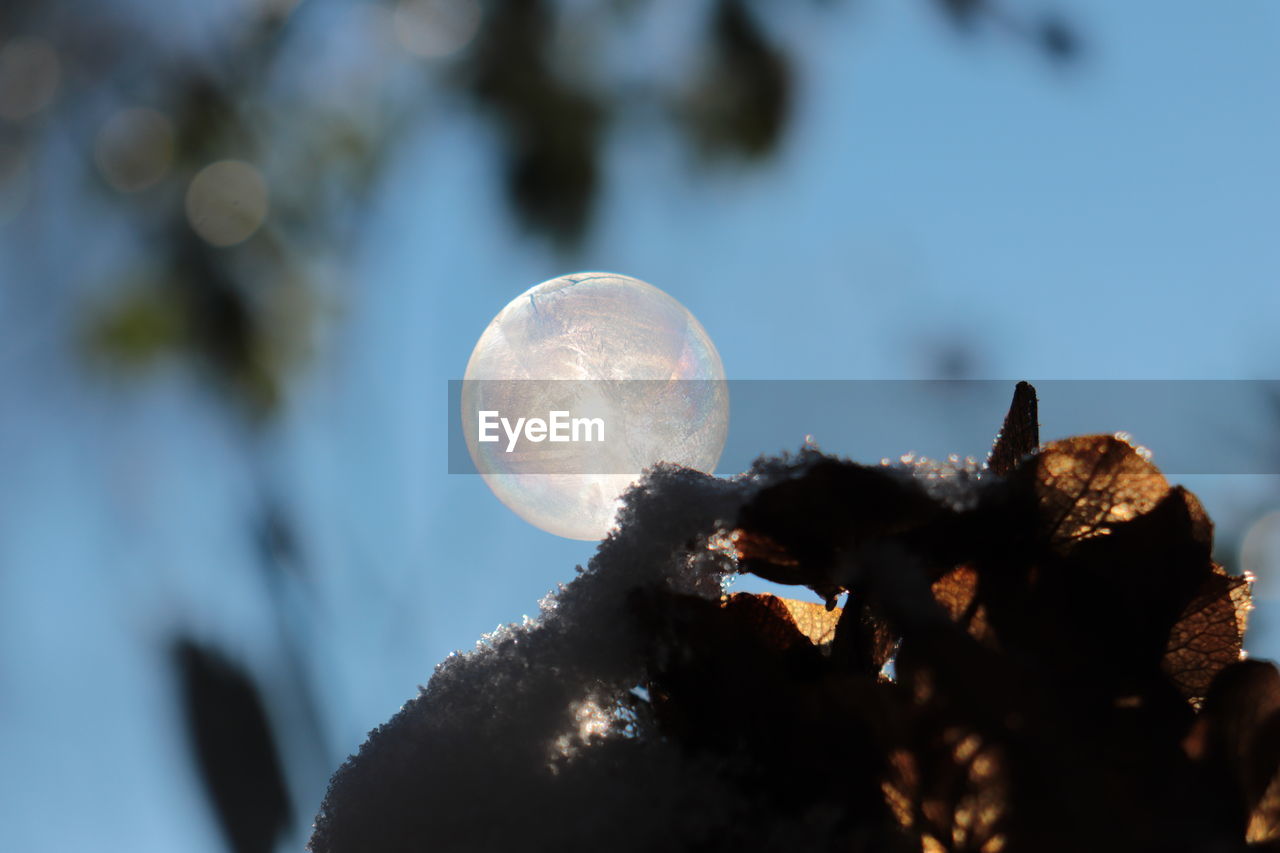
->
462, 272, 729, 540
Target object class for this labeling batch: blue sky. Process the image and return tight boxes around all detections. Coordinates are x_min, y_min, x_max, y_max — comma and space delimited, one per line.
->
2, 1, 1279, 850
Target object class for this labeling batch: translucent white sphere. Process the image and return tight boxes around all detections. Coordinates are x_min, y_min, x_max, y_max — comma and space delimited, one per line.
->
462, 272, 728, 540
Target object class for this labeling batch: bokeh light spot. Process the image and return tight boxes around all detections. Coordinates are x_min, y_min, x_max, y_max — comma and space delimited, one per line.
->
393, 0, 482, 59
0, 37, 60, 121
184, 160, 269, 247
1242, 510, 1280, 603
94, 108, 175, 193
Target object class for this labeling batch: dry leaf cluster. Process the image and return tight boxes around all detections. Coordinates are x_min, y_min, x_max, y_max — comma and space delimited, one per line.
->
311, 383, 1271, 853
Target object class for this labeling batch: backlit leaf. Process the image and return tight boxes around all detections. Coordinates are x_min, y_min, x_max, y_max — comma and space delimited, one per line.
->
1165, 566, 1252, 706
773, 595, 842, 647
1030, 434, 1170, 552
931, 564, 996, 647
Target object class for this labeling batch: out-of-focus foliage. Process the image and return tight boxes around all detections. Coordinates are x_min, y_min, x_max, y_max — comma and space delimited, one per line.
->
174, 638, 293, 853
1, 0, 1077, 417
311, 383, 1271, 852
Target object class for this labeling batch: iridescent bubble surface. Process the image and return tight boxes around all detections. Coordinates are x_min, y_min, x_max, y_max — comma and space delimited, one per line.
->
462, 272, 728, 540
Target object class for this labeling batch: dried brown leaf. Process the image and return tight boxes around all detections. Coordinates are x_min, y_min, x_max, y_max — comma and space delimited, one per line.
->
1190, 661, 1280, 842
1164, 566, 1252, 705
1031, 435, 1170, 552
1249, 774, 1280, 844
988, 381, 1039, 477
723, 592, 819, 651
773, 596, 842, 647
733, 457, 946, 591
931, 564, 996, 647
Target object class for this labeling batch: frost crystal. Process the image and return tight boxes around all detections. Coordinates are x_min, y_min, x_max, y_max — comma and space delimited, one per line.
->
310, 465, 755, 852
